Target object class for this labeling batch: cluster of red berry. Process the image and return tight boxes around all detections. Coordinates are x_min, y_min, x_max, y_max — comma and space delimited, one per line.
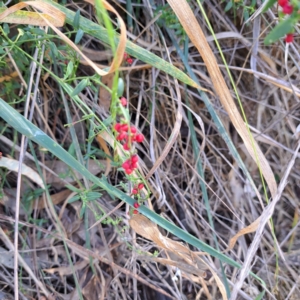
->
123, 53, 133, 64
132, 183, 144, 195
122, 154, 139, 175
133, 202, 140, 214
278, 0, 294, 43
114, 121, 145, 153
131, 183, 145, 214
114, 94, 146, 216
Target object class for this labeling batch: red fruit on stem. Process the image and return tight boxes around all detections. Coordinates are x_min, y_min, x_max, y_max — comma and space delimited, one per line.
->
126, 57, 133, 64
282, 3, 293, 14
121, 124, 129, 132
285, 33, 294, 43
120, 97, 127, 107
131, 162, 138, 169
122, 161, 130, 169
123, 143, 130, 151
117, 132, 127, 141
125, 168, 133, 175
123, 53, 128, 60
133, 209, 138, 214
130, 126, 137, 134
132, 189, 138, 195
133, 202, 140, 208
131, 155, 139, 164
114, 123, 122, 132
278, 0, 288, 7
138, 183, 144, 190
135, 134, 144, 143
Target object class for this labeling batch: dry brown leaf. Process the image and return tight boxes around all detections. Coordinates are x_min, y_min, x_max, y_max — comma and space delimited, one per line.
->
98, 73, 114, 113
130, 214, 227, 299
0, 71, 18, 83
44, 259, 89, 277
0, 2, 65, 27
139, 254, 206, 278
82, 275, 103, 300
96, 135, 112, 176
23, 0, 126, 78
227, 217, 261, 252
36, 189, 72, 209
83, 0, 127, 74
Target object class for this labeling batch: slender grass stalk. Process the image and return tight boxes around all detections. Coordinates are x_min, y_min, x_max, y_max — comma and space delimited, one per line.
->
0, 97, 267, 290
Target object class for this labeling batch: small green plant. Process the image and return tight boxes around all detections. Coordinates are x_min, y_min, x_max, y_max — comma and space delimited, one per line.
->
263, 0, 300, 44
113, 94, 149, 216
154, 3, 187, 42
223, 0, 257, 22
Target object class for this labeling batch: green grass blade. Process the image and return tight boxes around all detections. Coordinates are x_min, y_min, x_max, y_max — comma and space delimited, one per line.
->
0, 97, 239, 267
41, 0, 197, 88
0, 98, 268, 292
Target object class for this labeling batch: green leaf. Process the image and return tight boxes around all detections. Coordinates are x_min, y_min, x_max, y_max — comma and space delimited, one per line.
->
73, 9, 81, 30
64, 61, 74, 80
117, 78, 125, 97
224, 1, 233, 12
255, 291, 266, 300
3, 23, 10, 35
75, 29, 84, 44
71, 78, 89, 96
262, 0, 277, 13
49, 41, 58, 57
264, 17, 296, 45
86, 191, 102, 200
66, 184, 82, 193
79, 203, 86, 218
68, 195, 80, 203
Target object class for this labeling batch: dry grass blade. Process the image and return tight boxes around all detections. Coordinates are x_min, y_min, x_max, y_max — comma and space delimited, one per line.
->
0, 227, 50, 297
166, 0, 277, 200
230, 141, 300, 299
146, 81, 183, 180
84, 0, 127, 73
0, 156, 44, 188
130, 214, 227, 299
31, 0, 127, 77
0, 1, 65, 27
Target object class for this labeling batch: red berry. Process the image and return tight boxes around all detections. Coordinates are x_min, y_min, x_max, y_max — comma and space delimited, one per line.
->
132, 189, 138, 195
138, 183, 144, 190
117, 132, 127, 141
121, 124, 129, 132
131, 155, 138, 164
282, 3, 293, 14
131, 162, 138, 169
120, 97, 127, 107
135, 134, 144, 143
133, 202, 140, 208
125, 168, 133, 175
278, 0, 288, 7
123, 53, 128, 60
130, 126, 137, 134
126, 57, 133, 64
285, 33, 294, 43
123, 143, 130, 151
133, 209, 138, 214
114, 123, 122, 132
122, 160, 130, 169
